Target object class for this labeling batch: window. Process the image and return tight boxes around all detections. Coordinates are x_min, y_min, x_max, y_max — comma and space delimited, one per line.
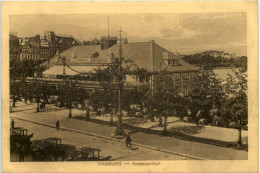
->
183, 73, 189, 80
175, 82, 181, 93
183, 85, 188, 96
109, 52, 114, 58
174, 59, 179, 65
175, 74, 181, 81
168, 59, 179, 66
183, 82, 190, 96
168, 60, 174, 66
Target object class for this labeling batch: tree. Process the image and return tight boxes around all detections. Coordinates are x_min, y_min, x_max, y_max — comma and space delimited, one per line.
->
93, 67, 118, 125
188, 68, 225, 126
57, 80, 78, 118
30, 80, 50, 112
144, 70, 178, 134
221, 70, 248, 146
93, 60, 151, 134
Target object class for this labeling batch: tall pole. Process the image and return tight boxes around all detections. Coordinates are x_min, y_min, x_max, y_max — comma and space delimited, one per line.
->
68, 79, 72, 118
116, 27, 124, 135
63, 58, 66, 76
108, 14, 110, 39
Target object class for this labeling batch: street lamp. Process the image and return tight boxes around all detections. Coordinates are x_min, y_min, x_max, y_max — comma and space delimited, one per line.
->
56, 52, 72, 118
68, 79, 73, 118
115, 28, 124, 136
55, 52, 66, 76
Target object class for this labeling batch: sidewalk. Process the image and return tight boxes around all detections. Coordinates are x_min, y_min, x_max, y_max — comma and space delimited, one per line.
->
10, 101, 248, 160
12, 101, 248, 144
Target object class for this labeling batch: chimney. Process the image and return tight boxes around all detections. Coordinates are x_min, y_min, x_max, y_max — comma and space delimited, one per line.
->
100, 36, 117, 50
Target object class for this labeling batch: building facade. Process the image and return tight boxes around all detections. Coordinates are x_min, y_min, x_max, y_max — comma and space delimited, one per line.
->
36, 38, 199, 96
19, 31, 79, 61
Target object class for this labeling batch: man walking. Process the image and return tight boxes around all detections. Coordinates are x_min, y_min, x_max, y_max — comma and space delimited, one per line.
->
19, 146, 25, 162
125, 133, 132, 149
56, 120, 60, 130
11, 119, 15, 129
159, 116, 163, 127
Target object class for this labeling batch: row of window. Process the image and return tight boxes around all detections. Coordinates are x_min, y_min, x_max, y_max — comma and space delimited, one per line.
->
21, 54, 39, 59
40, 54, 49, 58
174, 73, 196, 81
168, 59, 179, 66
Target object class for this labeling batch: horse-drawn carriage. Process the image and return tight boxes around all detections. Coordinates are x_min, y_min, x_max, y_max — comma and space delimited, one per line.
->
31, 138, 67, 161
10, 127, 34, 154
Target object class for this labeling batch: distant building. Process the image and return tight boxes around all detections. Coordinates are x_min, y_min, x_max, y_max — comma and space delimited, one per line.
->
34, 38, 199, 96
19, 31, 79, 61
20, 42, 40, 61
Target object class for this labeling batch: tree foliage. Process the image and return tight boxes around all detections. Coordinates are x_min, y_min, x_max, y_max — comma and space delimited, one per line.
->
182, 50, 247, 69
10, 59, 46, 80
220, 70, 248, 128
188, 69, 225, 123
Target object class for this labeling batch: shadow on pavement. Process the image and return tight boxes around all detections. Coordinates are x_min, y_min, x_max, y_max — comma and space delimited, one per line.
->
11, 107, 37, 112
73, 114, 247, 151
169, 125, 205, 135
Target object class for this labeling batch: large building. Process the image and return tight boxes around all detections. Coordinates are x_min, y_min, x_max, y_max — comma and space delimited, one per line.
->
34, 37, 199, 96
19, 31, 79, 61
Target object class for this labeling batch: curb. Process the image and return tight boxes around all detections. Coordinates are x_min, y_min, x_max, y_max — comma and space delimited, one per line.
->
11, 116, 207, 160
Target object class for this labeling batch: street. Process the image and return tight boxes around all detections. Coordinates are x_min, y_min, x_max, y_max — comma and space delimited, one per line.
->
11, 119, 189, 161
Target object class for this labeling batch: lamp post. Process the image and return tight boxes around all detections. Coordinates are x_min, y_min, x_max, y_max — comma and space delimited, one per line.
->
55, 52, 66, 76
115, 28, 124, 136
68, 79, 73, 118
56, 52, 72, 117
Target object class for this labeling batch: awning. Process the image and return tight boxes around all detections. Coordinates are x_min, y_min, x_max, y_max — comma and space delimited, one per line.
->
43, 65, 106, 76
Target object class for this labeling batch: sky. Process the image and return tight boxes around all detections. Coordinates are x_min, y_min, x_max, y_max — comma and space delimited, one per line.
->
10, 13, 247, 56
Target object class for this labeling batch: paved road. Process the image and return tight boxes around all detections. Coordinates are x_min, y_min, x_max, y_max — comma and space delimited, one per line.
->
10, 101, 248, 160
11, 119, 189, 161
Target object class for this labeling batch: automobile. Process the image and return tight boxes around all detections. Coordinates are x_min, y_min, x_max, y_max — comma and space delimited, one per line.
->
198, 118, 207, 125
49, 95, 58, 104
183, 116, 192, 122
122, 110, 129, 116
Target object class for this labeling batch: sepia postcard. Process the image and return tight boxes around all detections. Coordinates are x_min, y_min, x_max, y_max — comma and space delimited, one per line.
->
1, 1, 258, 173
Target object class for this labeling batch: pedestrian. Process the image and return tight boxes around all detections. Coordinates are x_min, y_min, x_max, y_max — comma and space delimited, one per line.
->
19, 146, 25, 162
125, 133, 132, 149
159, 116, 162, 127
42, 101, 46, 109
196, 110, 201, 127
56, 120, 60, 130
11, 119, 15, 129
86, 108, 90, 121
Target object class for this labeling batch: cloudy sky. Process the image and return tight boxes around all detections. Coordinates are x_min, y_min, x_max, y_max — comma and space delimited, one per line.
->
10, 13, 247, 56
